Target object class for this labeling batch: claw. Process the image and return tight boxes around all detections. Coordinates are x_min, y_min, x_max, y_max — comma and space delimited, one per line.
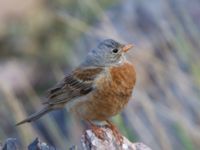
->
106, 120, 123, 145
87, 121, 106, 140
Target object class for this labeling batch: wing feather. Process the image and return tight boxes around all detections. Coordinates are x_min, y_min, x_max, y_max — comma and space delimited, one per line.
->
44, 67, 103, 105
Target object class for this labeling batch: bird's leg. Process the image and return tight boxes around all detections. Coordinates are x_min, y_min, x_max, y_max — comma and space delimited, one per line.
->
87, 120, 106, 140
105, 120, 123, 145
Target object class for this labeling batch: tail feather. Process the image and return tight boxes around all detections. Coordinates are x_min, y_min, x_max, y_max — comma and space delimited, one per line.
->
16, 106, 53, 126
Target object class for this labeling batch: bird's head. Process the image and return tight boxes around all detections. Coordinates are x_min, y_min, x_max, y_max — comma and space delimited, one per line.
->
83, 39, 133, 67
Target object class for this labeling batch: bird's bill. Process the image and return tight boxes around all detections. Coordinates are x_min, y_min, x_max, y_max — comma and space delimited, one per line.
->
122, 44, 133, 52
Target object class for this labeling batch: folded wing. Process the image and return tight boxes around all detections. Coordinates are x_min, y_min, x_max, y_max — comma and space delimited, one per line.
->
44, 67, 103, 105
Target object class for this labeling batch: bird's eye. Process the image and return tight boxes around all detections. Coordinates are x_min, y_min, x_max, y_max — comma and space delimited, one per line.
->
112, 49, 118, 53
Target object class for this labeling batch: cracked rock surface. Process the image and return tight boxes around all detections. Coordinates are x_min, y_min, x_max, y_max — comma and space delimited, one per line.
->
72, 127, 152, 150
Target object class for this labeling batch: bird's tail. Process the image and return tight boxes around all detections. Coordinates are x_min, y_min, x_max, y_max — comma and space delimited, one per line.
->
16, 106, 53, 126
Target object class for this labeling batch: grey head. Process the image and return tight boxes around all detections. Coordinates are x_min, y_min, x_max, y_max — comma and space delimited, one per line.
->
81, 39, 133, 67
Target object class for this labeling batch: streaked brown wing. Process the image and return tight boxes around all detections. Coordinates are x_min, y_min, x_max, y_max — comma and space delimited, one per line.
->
44, 67, 103, 105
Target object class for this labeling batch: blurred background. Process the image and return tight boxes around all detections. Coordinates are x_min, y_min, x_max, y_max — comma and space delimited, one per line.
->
0, 0, 200, 149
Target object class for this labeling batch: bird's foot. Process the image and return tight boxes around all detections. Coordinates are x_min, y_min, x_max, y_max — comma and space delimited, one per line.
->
105, 121, 123, 145
90, 124, 106, 140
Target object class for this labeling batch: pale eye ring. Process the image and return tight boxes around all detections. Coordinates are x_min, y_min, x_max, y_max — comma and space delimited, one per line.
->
112, 48, 118, 53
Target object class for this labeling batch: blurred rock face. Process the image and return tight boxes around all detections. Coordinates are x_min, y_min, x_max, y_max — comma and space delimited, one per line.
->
0, 0, 200, 150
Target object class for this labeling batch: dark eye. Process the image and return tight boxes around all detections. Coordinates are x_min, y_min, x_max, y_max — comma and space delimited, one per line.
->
112, 49, 118, 53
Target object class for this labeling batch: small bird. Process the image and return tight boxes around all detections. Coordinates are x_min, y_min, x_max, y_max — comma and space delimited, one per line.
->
16, 39, 136, 144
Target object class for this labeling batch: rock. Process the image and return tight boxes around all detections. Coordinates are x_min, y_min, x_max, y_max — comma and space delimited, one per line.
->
75, 127, 152, 150
1, 138, 19, 150
28, 138, 56, 150
0, 128, 151, 150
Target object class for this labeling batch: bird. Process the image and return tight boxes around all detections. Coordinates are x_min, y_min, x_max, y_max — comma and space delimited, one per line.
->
16, 39, 136, 144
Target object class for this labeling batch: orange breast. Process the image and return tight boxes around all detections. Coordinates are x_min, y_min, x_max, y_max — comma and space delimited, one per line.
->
78, 62, 136, 121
